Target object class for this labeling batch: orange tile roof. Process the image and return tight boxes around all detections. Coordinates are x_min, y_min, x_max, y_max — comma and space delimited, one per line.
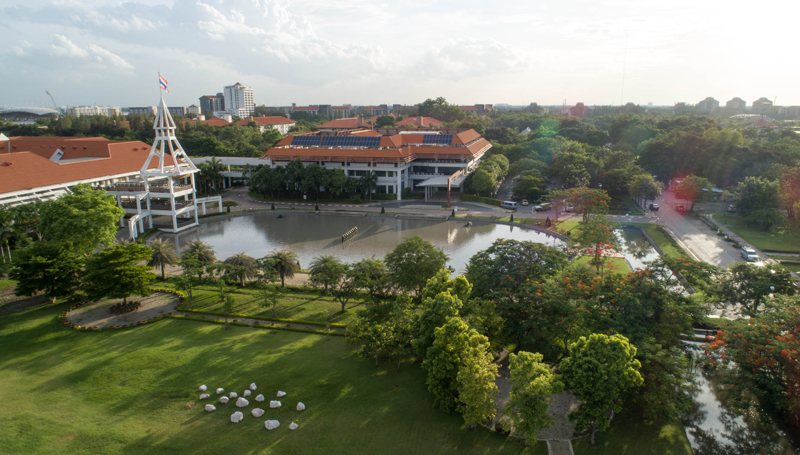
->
234, 116, 296, 126
183, 117, 230, 127
0, 137, 175, 195
317, 117, 368, 129
351, 130, 382, 137
396, 116, 443, 127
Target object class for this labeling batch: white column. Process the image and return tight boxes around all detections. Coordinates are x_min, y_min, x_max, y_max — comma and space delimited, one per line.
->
396, 169, 402, 201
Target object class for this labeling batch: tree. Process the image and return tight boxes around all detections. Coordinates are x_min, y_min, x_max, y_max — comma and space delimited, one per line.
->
413, 290, 464, 357
470, 169, 496, 196
37, 183, 125, 254
350, 257, 390, 300
255, 285, 282, 317
674, 175, 711, 212
457, 331, 499, 427
10, 202, 44, 241
385, 236, 449, 300
513, 176, 547, 201
10, 241, 83, 303
223, 252, 258, 287
330, 262, 357, 312
198, 157, 224, 193
359, 171, 379, 202
560, 334, 643, 445
179, 251, 206, 282
506, 351, 563, 442
82, 243, 156, 304
569, 215, 620, 275
268, 248, 300, 287
628, 174, 662, 208
733, 176, 782, 229
147, 238, 178, 281
553, 187, 611, 221
0, 209, 14, 262
423, 316, 472, 413
185, 240, 217, 271
309, 254, 343, 293
712, 262, 796, 317
222, 294, 236, 328
374, 115, 396, 128
704, 307, 800, 426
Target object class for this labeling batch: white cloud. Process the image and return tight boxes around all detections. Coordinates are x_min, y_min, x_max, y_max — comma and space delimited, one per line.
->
413, 38, 529, 80
87, 44, 134, 70
49, 34, 89, 59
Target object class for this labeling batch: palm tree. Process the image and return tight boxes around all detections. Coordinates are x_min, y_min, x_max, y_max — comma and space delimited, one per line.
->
309, 254, 341, 293
223, 252, 258, 287
199, 157, 224, 194
359, 171, 379, 202
269, 249, 301, 288
147, 238, 178, 280
185, 240, 217, 264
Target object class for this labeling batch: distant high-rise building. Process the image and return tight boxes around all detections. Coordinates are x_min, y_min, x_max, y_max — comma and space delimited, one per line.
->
128, 106, 157, 115
696, 97, 719, 112
753, 97, 773, 110
222, 83, 254, 118
726, 97, 746, 110
168, 107, 187, 116
199, 95, 224, 114
66, 106, 121, 117
187, 105, 202, 115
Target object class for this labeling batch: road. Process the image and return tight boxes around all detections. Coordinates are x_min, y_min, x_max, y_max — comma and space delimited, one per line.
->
653, 191, 742, 268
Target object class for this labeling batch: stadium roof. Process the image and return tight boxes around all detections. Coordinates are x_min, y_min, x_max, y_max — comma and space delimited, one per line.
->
0, 107, 59, 116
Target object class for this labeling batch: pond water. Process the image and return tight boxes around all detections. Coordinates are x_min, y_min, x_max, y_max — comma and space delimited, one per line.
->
614, 227, 660, 270
164, 213, 563, 274
682, 342, 798, 454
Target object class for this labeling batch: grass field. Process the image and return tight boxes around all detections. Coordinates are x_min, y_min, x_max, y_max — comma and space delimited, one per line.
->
572, 256, 630, 275
0, 303, 545, 455
572, 407, 692, 455
727, 225, 800, 253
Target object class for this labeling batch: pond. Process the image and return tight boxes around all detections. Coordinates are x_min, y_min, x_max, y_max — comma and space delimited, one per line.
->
683, 342, 798, 454
614, 226, 661, 270
164, 213, 563, 274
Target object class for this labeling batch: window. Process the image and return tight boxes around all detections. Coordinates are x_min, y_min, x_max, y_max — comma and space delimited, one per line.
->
375, 171, 387, 177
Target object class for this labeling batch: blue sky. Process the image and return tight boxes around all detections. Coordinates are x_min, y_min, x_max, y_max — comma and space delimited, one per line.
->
1, 0, 798, 108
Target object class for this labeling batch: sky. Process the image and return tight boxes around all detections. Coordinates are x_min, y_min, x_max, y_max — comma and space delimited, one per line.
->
1, 0, 798, 109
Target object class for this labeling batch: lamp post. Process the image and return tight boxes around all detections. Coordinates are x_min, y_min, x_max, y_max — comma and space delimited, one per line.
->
655, 217, 659, 227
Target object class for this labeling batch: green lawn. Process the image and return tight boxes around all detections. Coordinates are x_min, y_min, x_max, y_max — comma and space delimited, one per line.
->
572, 408, 692, 455
572, 257, 630, 275
184, 289, 363, 325
0, 303, 544, 455
0, 279, 14, 290
727, 225, 800, 253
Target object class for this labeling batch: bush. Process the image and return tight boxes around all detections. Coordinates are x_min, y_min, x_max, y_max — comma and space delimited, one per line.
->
462, 194, 501, 206
271, 203, 275, 210
381, 206, 386, 214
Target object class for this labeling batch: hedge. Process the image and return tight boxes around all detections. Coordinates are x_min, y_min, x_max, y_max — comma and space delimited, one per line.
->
178, 307, 347, 328
169, 314, 345, 337
462, 194, 501, 206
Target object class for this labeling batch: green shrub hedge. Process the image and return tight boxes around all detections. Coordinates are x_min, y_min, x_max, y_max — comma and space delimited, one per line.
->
462, 194, 501, 206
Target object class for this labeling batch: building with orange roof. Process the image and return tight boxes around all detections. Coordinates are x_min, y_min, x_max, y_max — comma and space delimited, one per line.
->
234, 116, 296, 135
396, 116, 443, 128
260, 128, 491, 202
1, 98, 222, 238
568, 102, 592, 117
317, 117, 370, 132
183, 116, 231, 127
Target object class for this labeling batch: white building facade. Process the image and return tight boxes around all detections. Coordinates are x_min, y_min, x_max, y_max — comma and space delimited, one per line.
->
222, 83, 255, 118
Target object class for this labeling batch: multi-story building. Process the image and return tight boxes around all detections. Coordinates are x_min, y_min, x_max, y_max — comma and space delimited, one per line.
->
568, 102, 592, 117
696, 97, 719, 112
187, 105, 202, 115
168, 106, 187, 116
458, 104, 494, 115
199, 94, 224, 114
222, 83, 254, 118
128, 106, 157, 115
260, 128, 491, 202
360, 105, 390, 116
316, 117, 370, 132
396, 116, 443, 128
753, 97, 774, 110
726, 97, 747, 110
234, 116, 296, 135
65, 106, 122, 117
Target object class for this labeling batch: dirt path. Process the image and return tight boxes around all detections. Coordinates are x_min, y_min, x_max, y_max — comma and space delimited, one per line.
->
67, 293, 180, 328
0, 283, 51, 316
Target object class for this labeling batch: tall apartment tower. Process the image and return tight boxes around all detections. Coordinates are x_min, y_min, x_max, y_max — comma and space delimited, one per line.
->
223, 83, 254, 117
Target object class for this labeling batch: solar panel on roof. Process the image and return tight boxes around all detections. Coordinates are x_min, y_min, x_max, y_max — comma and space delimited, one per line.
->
422, 134, 452, 144
318, 136, 380, 148
291, 136, 321, 146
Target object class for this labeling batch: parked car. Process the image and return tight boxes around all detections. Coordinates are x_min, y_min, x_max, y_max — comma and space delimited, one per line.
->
564, 206, 574, 212
521, 199, 529, 206
500, 201, 518, 210
740, 247, 759, 262
675, 205, 686, 213
534, 203, 551, 212
727, 205, 737, 213
649, 203, 659, 211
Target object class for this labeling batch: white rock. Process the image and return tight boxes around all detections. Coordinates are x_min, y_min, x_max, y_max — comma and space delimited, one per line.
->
220, 396, 229, 404
236, 397, 250, 408
251, 408, 264, 417
243, 390, 251, 397
265, 419, 280, 430
216, 388, 224, 395
289, 422, 299, 430
249, 383, 257, 391
230, 411, 244, 423
255, 394, 265, 402
229, 392, 238, 399
205, 404, 216, 412
276, 391, 287, 398
199, 394, 210, 400
296, 402, 306, 411
199, 384, 208, 392
269, 400, 282, 408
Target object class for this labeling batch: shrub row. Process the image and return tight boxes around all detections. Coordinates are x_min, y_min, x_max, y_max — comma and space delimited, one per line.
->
169, 314, 345, 337
178, 307, 347, 328
461, 194, 501, 206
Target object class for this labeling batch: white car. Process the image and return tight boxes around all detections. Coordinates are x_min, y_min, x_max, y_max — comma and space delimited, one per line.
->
740, 247, 759, 262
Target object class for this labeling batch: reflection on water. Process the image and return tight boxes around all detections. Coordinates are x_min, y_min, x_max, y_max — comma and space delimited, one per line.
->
163, 213, 563, 275
614, 227, 660, 270
682, 342, 797, 454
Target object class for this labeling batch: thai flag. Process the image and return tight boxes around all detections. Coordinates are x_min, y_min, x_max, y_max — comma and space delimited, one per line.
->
159, 74, 169, 93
